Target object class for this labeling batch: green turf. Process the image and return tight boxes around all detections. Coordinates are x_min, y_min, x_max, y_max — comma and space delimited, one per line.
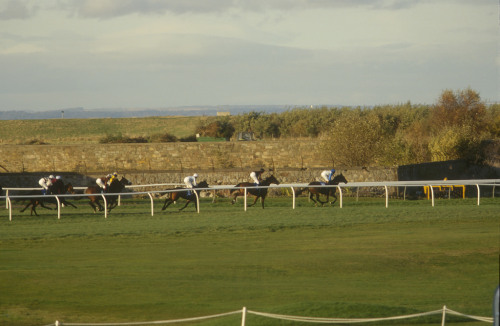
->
0, 197, 498, 326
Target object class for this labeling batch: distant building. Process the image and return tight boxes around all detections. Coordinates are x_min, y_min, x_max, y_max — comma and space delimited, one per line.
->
217, 112, 230, 116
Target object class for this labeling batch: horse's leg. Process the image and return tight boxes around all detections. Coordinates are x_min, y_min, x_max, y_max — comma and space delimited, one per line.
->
162, 198, 173, 210
62, 199, 77, 209
20, 201, 33, 213
309, 192, 318, 206
261, 196, 266, 209
89, 197, 103, 213
316, 194, 327, 206
248, 195, 259, 207
96, 199, 104, 212
107, 198, 118, 212
38, 200, 53, 210
330, 193, 338, 206
231, 191, 239, 205
88, 200, 97, 213
179, 199, 191, 211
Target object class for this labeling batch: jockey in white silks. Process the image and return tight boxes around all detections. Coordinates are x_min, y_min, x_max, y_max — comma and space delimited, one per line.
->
250, 168, 265, 185
39, 175, 54, 195
96, 174, 111, 192
184, 173, 198, 196
320, 169, 336, 184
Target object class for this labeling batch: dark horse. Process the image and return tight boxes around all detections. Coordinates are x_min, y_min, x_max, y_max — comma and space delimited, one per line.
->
161, 180, 209, 211
230, 175, 280, 209
298, 173, 348, 206
20, 179, 77, 216
84, 176, 132, 213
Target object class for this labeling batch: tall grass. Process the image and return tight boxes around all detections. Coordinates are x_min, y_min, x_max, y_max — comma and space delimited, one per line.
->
0, 198, 498, 326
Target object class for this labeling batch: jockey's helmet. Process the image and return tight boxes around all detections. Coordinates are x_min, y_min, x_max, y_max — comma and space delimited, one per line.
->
193, 173, 198, 178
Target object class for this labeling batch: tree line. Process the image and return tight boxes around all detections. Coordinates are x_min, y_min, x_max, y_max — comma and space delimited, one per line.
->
195, 88, 499, 167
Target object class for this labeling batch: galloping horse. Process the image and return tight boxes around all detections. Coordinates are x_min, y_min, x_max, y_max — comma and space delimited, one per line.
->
84, 176, 132, 213
299, 173, 348, 206
161, 180, 209, 211
230, 175, 280, 209
20, 180, 77, 216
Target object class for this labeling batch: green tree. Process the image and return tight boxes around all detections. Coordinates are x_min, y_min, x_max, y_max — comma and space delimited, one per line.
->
196, 118, 235, 139
428, 88, 489, 162
321, 110, 384, 166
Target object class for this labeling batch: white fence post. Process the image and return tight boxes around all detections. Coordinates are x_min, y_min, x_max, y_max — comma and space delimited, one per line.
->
147, 192, 154, 216
101, 194, 108, 218
194, 190, 200, 214
384, 185, 389, 208
337, 186, 343, 208
430, 185, 435, 207
244, 188, 247, 211
241, 306, 247, 326
8, 197, 12, 221
55, 196, 61, 220
441, 305, 447, 326
476, 184, 480, 206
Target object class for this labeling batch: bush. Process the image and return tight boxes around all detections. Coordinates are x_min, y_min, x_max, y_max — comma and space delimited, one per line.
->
149, 133, 178, 143
99, 133, 148, 143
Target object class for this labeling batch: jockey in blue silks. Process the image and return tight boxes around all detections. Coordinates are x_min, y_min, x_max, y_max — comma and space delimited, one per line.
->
184, 173, 198, 196
320, 169, 336, 184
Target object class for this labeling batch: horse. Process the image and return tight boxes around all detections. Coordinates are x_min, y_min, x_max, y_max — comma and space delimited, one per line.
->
230, 175, 280, 209
84, 176, 132, 213
20, 180, 77, 216
161, 180, 209, 211
298, 173, 348, 206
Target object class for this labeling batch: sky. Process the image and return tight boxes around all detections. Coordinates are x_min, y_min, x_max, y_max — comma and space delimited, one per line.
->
0, 0, 498, 111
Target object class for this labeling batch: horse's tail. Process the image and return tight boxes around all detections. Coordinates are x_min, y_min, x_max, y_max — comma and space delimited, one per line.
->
295, 187, 308, 196
230, 184, 241, 194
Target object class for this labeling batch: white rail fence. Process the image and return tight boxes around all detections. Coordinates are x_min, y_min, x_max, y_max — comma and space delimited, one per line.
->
43, 305, 494, 326
2, 179, 499, 221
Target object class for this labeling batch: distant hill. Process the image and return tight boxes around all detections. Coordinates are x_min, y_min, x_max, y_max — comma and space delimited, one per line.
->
0, 105, 295, 120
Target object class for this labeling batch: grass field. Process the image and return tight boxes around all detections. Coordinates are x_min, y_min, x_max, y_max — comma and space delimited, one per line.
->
0, 116, 206, 144
0, 197, 498, 326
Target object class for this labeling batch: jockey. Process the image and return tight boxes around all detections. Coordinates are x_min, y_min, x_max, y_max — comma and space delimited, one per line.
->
184, 173, 198, 196
250, 168, 265, 185
184, 173, 198, 188
96, 175, 109, 192
39, 176, 53, 195
320, 169, 336, 184
108, 172, 118, 185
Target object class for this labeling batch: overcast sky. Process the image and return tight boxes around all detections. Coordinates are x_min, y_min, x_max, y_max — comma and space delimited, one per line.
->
0, 0, 498, 111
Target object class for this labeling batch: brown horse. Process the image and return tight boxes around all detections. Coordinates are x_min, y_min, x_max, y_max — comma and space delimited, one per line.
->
230, 175, 280, 209
299, 173, 348, 206
20, 180, 77, 216
161, 180, 209, 211
84, 176, 132, 213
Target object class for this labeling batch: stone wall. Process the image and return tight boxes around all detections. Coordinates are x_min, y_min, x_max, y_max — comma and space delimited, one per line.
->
0, 140, 329, 174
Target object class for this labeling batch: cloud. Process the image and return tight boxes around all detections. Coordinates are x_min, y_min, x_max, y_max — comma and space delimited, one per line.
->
60, 0, 426, 19
0, 0, 37, 20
